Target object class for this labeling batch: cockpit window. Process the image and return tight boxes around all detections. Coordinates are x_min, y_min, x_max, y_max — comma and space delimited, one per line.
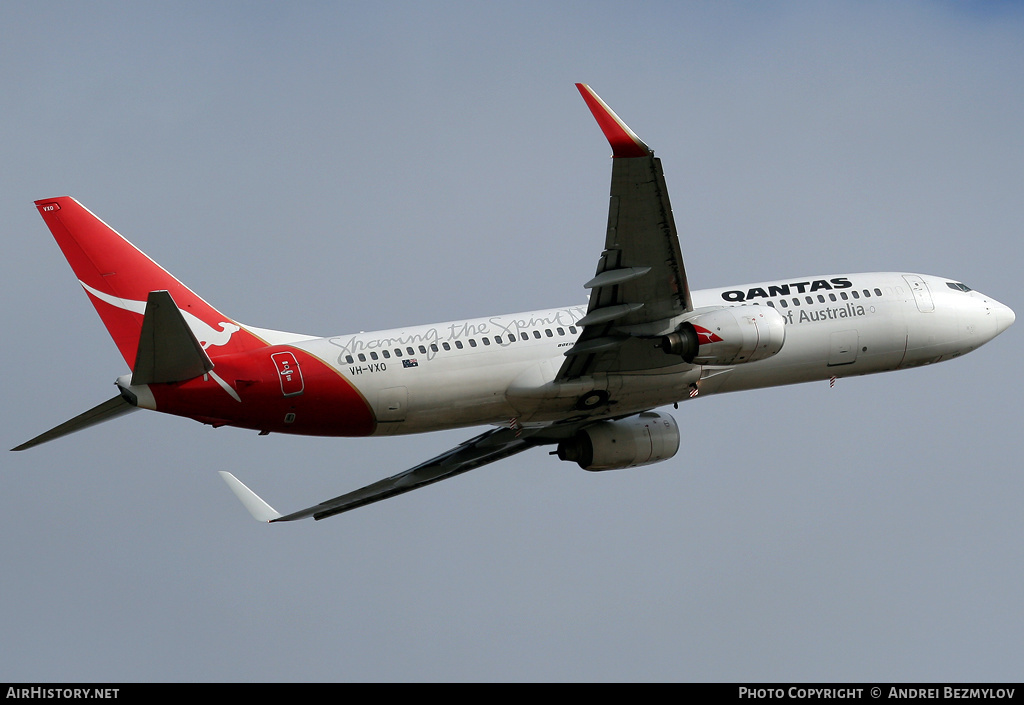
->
946, 282, 972, 292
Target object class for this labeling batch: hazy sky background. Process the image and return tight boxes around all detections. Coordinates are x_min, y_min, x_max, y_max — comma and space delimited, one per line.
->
2, 1, 1022, 682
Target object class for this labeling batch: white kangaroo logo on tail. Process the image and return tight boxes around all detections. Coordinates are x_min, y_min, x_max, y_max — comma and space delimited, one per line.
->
80, 282, 241, 349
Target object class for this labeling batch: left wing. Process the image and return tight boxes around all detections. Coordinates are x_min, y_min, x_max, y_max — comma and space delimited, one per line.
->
559, 84, 692, 380
221, 427, 542, 522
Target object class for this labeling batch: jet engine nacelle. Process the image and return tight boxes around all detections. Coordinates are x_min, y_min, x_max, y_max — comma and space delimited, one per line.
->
555, 412, 680, 471
660, 306, 786, 365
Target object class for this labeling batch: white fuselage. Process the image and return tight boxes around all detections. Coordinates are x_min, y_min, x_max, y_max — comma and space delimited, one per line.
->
271, 271, 1013, 436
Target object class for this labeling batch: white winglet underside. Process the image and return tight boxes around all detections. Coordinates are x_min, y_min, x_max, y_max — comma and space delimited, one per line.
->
218, 472, 282, 522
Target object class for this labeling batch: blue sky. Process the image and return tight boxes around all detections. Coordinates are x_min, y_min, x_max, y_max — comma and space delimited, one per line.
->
2, 1, 1022, 681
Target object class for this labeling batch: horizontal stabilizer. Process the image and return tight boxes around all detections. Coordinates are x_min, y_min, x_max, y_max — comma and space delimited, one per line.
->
12, 394, 136, 451
132, 290, 214, 385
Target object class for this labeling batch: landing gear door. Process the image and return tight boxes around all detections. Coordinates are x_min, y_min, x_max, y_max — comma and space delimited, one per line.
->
828, 330, 859, 366
377, 386, 408, 423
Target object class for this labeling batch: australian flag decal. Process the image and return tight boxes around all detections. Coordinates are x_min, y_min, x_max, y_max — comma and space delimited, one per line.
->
403, 359, 419, 368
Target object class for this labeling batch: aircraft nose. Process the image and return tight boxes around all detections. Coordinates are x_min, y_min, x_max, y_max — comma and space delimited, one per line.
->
993, 300, 1015, 337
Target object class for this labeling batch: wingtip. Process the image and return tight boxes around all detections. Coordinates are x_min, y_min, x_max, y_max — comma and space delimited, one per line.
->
219, 471, 283, 523
575, 83, 651, 158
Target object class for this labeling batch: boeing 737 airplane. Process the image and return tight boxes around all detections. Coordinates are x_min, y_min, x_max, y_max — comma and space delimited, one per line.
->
14, 84, 1014, 522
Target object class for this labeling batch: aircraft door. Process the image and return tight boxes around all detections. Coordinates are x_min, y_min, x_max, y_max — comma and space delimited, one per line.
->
271, 351, 305, 397
903, 275, 935, 313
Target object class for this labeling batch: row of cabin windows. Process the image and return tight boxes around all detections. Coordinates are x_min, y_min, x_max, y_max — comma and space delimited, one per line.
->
763, 288, 884, 309
344, 325, 580, 364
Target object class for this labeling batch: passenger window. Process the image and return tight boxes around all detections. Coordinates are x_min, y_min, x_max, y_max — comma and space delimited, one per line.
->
394, 348, 402, 357
780, 299, 788, 308
874, 288, 882, 296
545, 329, 553, 337
852, 291, 860, 299
345, 355, 354, 364
430, 344, 438, 353
469, 339, 477, 348
382, 349, 391, 358
569, 326, 578, 334
358, 353, 366, 362
482, 337, 490, 346
829, 293, 837, 302
840, 292, 849, 300
557, 327, 565, 335
370, 352, 378, 360
455, 340, 463, 349
418, 345, 427, 354
520, 332, 529, 341
533, 330, 542, 339
442, 342, 451, 351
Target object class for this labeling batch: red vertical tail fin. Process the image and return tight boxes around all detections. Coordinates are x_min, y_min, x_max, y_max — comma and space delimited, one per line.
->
35, 197, 266, 367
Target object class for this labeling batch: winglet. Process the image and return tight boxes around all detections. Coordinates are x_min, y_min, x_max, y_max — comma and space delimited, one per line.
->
575, 83, 651, 158
219, 472, 283, 523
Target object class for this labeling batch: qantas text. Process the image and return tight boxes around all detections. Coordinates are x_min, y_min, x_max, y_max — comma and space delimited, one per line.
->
721, 277, 854, 303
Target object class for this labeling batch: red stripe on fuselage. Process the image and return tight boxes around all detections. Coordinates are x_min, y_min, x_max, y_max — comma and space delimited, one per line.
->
148, 346, 376, 437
